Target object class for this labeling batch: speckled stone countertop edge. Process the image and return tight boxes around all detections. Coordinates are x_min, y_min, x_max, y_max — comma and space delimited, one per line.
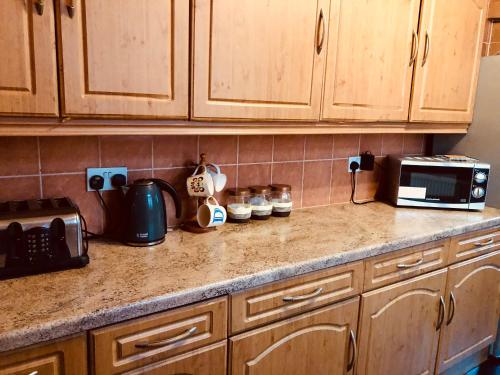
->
1, 216, 499, 353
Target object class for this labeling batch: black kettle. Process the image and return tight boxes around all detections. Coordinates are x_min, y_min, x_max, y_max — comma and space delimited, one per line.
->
122, 179, 182, 246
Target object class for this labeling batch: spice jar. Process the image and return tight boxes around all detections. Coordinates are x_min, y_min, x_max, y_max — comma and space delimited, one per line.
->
270, 184, 293, 217
226, 188, 252, 223
249, 186, 273, 220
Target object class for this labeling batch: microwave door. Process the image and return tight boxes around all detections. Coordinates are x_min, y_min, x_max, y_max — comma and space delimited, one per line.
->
398, 165, 473, 206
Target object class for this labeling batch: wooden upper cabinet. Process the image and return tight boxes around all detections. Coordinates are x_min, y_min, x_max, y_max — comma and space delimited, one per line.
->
192, 0, 329, 121
230, 297, 360, 375
0, 0, 58, 116
322, 0, 420, 121
58, 0, 189, 118
356, 269, 447, 375
410, 0, 488, 123
436, 250, 500, 373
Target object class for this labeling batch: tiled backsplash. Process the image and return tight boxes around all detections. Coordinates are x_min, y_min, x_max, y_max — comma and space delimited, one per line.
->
0, 134, 426, 233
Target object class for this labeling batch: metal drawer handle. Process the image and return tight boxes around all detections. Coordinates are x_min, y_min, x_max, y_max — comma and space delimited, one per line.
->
34, 0, 44, 15
474, 238, 494, 247
283, 287, 323, 302
316, 9, 325, 54
347, 329, 358, 372
397, 257, 424, 269
135, 326, 197, 349
409, 30, 419, 66
436, 296, 446, 331
67, 0, 75, 18
447, 291, 456, 325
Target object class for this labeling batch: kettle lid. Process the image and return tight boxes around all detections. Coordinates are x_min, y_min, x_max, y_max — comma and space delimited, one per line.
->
134, 179, 154, 186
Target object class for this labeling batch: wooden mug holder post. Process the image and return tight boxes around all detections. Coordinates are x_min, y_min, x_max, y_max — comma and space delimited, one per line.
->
181, 153, 217, 233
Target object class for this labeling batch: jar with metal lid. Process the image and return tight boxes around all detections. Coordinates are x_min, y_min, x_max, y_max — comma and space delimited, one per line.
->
270, 184, 292, 217
226, 188, 252, 223
249, 186, 273, 220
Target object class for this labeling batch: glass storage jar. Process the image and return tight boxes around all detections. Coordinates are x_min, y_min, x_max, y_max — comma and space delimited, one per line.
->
226, 188, 252, 223
249, 186, 273, 220
270, 184, 292, 217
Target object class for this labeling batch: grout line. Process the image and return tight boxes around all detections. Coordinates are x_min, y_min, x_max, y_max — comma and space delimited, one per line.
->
236, 135, 240, 187
97, 136, 102, 167
0, 174, 41, 179
270, 136, 275, 183
328, 135, 336, 204
41, 171, 86, 177
151, 137, 155, 170
300, 136, 306, 208
36, 137, 43, 198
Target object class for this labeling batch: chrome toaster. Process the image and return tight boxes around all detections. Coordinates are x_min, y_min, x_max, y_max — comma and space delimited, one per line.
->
0, 197, 89, 279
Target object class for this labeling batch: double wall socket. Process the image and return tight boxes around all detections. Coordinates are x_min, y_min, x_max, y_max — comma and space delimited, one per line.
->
347, 156, 361, 172
86, 167, 128, 191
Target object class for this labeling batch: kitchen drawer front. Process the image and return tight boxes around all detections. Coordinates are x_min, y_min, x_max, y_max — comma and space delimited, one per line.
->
0, 335, 87, 375
91, 297, 227, 375
364, 239, 450, 291
230, 261, 363, 334
449, 226, 500, 264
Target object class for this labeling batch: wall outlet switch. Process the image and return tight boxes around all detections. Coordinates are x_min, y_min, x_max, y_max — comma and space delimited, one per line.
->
347, 156, 362, 173
86, 167, 128, 191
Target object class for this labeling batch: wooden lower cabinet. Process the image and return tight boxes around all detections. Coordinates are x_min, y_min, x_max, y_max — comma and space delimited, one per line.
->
356, 268, 448, 375
123, 341, 227, 375
0, 335, 87, 375
230, 297, 360, 375
435, 250, 500, 373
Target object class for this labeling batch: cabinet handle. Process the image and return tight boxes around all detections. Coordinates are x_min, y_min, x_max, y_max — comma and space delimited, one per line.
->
34, 0, 44, 15
67, 0, 75, 18
316, 9, 325, 54
436, 296, 446, 331
473, 238, 494, 247
409, 31, 419, 66
396, 257, 424, 269
347, 329, 358, 372
135, 326, 197, 349
447, 291, 456, 325
422, 32, 430, 66
283, 287, 323, 302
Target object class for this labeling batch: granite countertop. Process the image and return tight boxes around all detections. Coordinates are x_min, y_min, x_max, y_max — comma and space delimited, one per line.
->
1, 203, 500, 352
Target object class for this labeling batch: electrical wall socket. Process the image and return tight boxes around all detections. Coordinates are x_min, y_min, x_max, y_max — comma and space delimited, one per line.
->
347, 156, 361, 173
86, 167, 128, 191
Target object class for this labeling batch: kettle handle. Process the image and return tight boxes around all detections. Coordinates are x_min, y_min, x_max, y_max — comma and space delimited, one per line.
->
150, 179, 182, 219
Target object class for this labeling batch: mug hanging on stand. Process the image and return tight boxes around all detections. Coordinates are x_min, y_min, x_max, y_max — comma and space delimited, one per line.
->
206, 163, 227, 192
186, 166, 215, 197
197, 196, 227, 228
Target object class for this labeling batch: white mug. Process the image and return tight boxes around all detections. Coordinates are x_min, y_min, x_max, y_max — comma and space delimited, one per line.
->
207, 163, 227, 192
187, 166, 215, 197
197, 196, 227, 228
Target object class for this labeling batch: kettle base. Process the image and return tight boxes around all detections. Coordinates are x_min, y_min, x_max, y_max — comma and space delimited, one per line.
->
124, 238, 165, 247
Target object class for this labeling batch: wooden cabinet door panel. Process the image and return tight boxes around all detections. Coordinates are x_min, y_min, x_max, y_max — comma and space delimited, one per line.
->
321, 0, 420, 121
231, 297, 360, 375
356, 269, 448, 375
0, 335, 87, 375
192, 0, 329, 120
436, 250, 500, 373
58, 0, 189, 118
410, 0, 488, 123
124, 342, 227, 375
0, 0, 58, 116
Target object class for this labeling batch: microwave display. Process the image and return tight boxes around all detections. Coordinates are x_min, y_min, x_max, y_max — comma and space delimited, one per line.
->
400, 166, 473, 203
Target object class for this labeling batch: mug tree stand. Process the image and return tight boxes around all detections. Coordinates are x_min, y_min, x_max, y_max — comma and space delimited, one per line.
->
181, 153, 218, 234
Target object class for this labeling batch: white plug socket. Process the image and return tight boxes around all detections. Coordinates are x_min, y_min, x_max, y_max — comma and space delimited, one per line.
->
347, 156, 361, 173
86, 167, 128, 191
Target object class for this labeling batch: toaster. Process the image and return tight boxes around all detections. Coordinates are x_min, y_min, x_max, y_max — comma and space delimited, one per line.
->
0, 197, 89, 280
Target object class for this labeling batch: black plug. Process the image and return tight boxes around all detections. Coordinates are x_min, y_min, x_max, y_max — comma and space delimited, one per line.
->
360, 151, 375, 171
349, 161, 360, 172
89, 175, 105, 190
111, 174, 127, 188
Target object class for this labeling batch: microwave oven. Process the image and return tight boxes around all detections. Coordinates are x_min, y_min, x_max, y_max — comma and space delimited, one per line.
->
384, 155, 490, 210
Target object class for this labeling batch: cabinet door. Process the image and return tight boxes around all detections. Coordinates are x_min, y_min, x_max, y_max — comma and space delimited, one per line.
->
231, 297, 359, 375
123, 342, 227, 375
0, 0, 58, 116
356, 269, 448, 375
58, 0, 189, 118
436, 250, 500, 373
322, 0, 420, 121
0, 335, 87, 375
192, 0, 329, 121
410, 0, 488, 123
